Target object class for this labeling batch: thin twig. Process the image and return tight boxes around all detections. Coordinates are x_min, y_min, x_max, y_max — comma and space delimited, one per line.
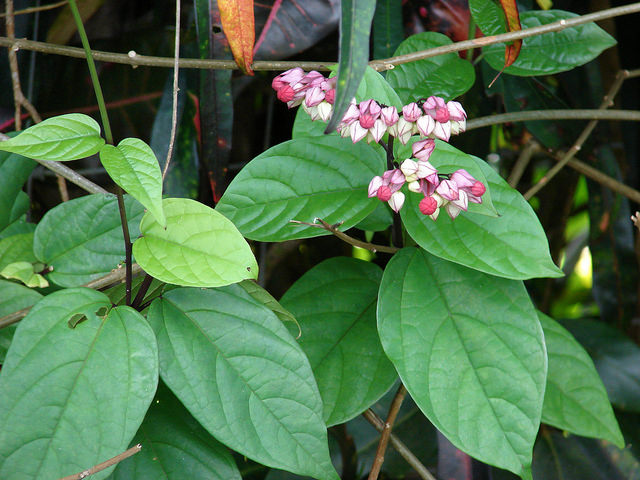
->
162, 0, 180, 181
466, 109, 640, 131
524, 70, 631, 199
1, 3, 639, 72
0, 263, 143, 329
368, 383, 408, 480
508, 139, 538, 188
363, 409, 438, 480
0, 0, 67, 18
58, 444, 142, 480
290, 218, 399, 254
33, 157, 108, 194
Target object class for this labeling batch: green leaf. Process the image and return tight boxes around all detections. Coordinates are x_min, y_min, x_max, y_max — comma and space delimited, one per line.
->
469, 0, 505, 36
377, 248, 547, 477
133, 198, 257, 287
562, 318, 640, 413
0, 261, 48, 289
0, 147, 36, 233
386, 32, 476, 103
539, 312, 623, 447
0, 114, 105, 161
401, 148, 562, 279
372, 0, 404, 60
482, 10, 617, 76
237, 280, 300, 335
148, 286, 338, 480
280, 257, 396, 426
33, 194, 144, 287
216, 136, 384, 241
99, 138, 166, 228
0, 232, 36, 270
111, 383, 241, 480
0, 289, 158, 479
0, 217, 35, 241
325, 0, 377, 133
355, 201, 393, 232
0, 279, 43, 363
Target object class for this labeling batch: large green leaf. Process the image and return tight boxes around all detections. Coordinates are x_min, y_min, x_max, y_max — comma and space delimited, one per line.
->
33, 194, 144, 287
148, 286, 338, 480
325, 0, 377, 133
99, 138, 166, 228
0, 279, 43, 363
0, 289, 158, 479
401, 146, 562, 279
280, 257, 396, 426
216, 136, 384, 241
237, 280, 300, 334
0, 148, 36, 233
372, 0, 404, 60
0, 114, 105, 161
386, 32, 475, 103
133, 198, 257, 287
0, 232, 36, 271
562, 318, 640, 413
539, 312, 623, 446
377, 248, 547, 478
482, 10, 616, 76
469, 0, 505, 37
111, 383, 240, 480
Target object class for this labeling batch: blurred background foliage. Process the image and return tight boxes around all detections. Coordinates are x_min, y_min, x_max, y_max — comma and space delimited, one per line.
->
2, 0, 640, 478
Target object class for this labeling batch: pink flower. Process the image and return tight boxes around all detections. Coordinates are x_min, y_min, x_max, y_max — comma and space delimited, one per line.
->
380, 106, 399, 127
423, 96, 447, 120
436, 179, 459, 201
389, 191, 405, 213
358, 99, 382, 129
367, 118, 387, 143
368, 168, 407, 211
416, 115, 435, 137
324, 89, 336, 104
272, 67, 304, 91
388, 117, 413, 144
400, 159, 419, 182
450, 169, 486, 204
447, 101, 466, 121
432, 121, 451, 142
402, 103, 422, 122
412, 139, 436, 162
445, 190, 469, 219
419, 196, 438, 215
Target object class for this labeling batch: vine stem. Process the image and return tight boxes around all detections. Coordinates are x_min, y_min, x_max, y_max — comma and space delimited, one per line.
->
368, 383, 408, 480
161, 0, 181, 182
2, 3, 640, 71
67, 0, 133, 304
58, 444, 142, 480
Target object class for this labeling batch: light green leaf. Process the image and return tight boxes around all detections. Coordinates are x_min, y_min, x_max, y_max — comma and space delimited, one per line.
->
216, 136, 384, 241
539, 312, 624, 447
401, 147, 562, 279
0, 232, 36, 270
377, 248, 547, 477
133, 198, 257, 287
99, 138, 166, 227
0, 114, 105, 161
281, 257, 396, 426
0, 289, 158, 480
482, 10, 617, 76
148, 286, 338, 480
386, 32, 475, 103
111, 383, 241, 480
0, 261, 47, 289
33, 194, 144, 287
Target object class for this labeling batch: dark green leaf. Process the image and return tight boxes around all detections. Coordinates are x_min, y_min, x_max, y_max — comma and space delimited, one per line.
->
483, 10, 616, 76
0, 279, 43, 363
216, 136, 384, 241
377, 248, 546, 477
372, 0, 404, 60
469, 0, 505, 36
111, 383, 240, 480
325, 0, 377, 133
0, 114, 105, 161
0, 148, 35, 233
355, 201, 392, 232
281, 257, 396, 426
33, 194, 144, 287
133, 198, 258, 287
0, 289, 158, 479
387, 32, 476, 103
237, 280, 300, 334
148, 286, 338, 480
401, 146, 562, 279
539, 312, 623, 446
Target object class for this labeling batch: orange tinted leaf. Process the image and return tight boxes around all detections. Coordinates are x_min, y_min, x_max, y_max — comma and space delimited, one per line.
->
498, 0, 522, 67
218, 0, 255, 75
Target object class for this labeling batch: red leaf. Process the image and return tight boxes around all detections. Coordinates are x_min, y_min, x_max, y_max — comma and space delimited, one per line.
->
218, 0, 255, 75
488, 0, 522, 87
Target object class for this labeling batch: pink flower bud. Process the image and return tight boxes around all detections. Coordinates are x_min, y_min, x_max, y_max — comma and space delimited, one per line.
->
450, 169, 476, 189
304, 87, 325, 108
304, 70, 325, 87
383, 168, 405, 188
359, 115, 375, 129
341, 103, 360, 125
324, 89, 335, 104
423, 96, 446, 118
388, 191, 405, 213
317, 102, 333, 122
368, 176, 383, 197
400, 159, 419, 182
272, 67, 304, 91
435, 108, 450, 123
412, 139, 436, 161
350, 122, 368, 143
471, 181, 486, 197
447, 101, 466, 121
380, 106, 399, 127
389, 117, 413, 144
368, 118, 387, 143
277, 85, 296, 103
402, 103, 422, 122
416, 115, 435, 137
416, 161, 438, 182
419, 196, 438, 215
432, 121, 451, 142
436, 179, 459, 201
377, 185, 392, 202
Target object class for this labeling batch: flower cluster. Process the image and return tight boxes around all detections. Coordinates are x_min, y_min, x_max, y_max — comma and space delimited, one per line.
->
367, 139, 486, 220
271, 68, 466, 144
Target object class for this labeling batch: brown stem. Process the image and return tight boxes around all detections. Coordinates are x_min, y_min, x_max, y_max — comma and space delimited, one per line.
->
115, 188, 133, 305
508, 139, 537, 188
368, 383, 408, 480
0, 0, 67, 18
524, 70, 631, 199
289, 218, 399, 254
362, 409, 437, 480
161, 0, 180, 182
58, 444, 142, 480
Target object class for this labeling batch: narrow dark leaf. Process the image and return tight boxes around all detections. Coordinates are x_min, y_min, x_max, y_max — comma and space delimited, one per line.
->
372, 0, 403, 60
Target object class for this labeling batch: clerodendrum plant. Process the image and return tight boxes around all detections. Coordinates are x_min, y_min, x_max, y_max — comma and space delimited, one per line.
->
0, 3, 625, 480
